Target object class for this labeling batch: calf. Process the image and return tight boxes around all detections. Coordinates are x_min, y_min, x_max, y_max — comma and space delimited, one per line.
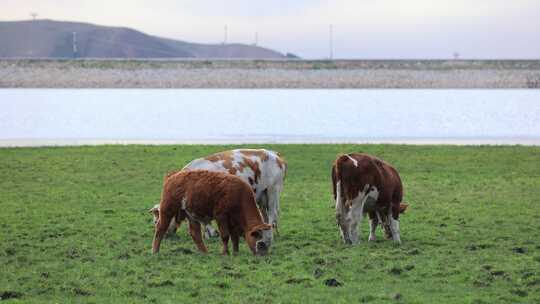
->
152, 170, 272, 255
332, 153, 408, 245
151, 149, 286, 243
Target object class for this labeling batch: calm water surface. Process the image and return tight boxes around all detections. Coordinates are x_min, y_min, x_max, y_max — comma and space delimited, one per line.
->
1, 89, 539, 145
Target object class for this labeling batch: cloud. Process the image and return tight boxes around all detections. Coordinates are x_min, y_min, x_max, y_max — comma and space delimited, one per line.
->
1, 0, 539, 58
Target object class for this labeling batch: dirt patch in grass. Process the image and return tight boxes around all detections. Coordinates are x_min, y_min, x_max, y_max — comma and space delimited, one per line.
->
324, 278, 342, 287
0, 291, 23, 300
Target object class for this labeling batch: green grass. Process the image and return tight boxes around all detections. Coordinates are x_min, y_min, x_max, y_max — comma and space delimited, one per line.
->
1, 144, 539, 303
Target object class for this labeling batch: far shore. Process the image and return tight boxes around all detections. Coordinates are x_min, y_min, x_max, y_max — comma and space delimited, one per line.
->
2, 137, 539, 147
1, 59, 539, 88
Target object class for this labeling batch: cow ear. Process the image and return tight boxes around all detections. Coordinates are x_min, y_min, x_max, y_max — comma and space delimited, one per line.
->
399, 203, 409, 213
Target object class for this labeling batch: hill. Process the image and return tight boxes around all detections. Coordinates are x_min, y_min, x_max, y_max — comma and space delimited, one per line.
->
0, 20, 287, 59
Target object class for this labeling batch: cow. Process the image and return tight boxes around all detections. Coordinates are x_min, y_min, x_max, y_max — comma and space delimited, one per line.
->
150, 149, 286, 243
332, 153, 408, 245
152, 170, 273, 256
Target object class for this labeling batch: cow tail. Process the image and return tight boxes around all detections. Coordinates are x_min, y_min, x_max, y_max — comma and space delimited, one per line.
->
331, 164, 337, 201
282, 159, 288, 180
333, 155, 348, 209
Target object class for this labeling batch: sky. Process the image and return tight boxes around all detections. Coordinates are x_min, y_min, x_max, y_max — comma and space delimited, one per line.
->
2, 0, 539, 59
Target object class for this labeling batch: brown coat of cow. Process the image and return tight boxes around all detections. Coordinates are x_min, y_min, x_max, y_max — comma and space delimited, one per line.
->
152, 170, 272, 255
332, 153, 408, 244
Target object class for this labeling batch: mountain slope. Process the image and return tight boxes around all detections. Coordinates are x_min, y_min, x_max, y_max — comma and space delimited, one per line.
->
0, 20, 287, 59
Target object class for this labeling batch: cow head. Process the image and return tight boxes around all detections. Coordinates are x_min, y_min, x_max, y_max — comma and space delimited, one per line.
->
148, 203, 178, 235
149, 204, 160, 225
245, 223, 273, 256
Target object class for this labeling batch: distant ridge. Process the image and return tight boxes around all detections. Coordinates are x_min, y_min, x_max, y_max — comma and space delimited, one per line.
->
0, 19, 288, 59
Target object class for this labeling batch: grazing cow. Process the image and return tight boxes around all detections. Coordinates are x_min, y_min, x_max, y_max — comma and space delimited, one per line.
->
151, 149, 286, 243
152, 170, 272, 255
332, 153, 408, 245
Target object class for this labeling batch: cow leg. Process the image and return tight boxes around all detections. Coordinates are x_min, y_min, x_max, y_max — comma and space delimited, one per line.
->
348, 196, 366, 244
167, 219, 178, 235
216, 216, 230, 255
335, 181, 352, 244
171, 221, 180, 235
368, 212, 378, 242
388, 206, 402, 244
221, 234, 230, 255
168, 210, 186, 236
257, 189, 270, 223
152, 207, 175, 254
266, 185, 282, 239
349, 185, 379, 244
231, 232, 240, 255
188, 221, 208, 253
375, 210, 392, 239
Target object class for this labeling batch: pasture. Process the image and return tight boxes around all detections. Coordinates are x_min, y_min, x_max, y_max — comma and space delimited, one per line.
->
1, 144, 539, 303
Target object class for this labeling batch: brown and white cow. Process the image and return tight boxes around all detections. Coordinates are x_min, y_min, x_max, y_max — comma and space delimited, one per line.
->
152, 170, 272, 255
332, 153, 408, 245
151, 149, 286, 243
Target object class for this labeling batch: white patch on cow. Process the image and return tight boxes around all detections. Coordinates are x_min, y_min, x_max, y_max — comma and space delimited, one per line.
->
368, 186, 379, 201
335, 180, 349, 242
346, 154, 358, 167
335, 181, 342, 209
204, 225, 218, 238
338, 184, 382, 244
364, 185, 380, 212
180, 197, 187, 210
346, 184, 370, 244
150, 204, 160, 224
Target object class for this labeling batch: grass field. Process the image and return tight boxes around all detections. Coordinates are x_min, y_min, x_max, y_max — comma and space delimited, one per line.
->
1, 144, 539, 303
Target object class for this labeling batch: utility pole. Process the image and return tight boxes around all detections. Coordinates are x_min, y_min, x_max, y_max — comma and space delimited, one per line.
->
329, 24, 334, 60
223, 25, 228, 44
72, 32, 78, 59
254, 31, 258, 46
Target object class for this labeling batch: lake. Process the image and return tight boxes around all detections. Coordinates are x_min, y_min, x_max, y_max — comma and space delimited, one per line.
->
1, 89, 539, 146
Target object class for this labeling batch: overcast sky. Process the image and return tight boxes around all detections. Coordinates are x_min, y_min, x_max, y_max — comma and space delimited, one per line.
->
2, 0, 539, 59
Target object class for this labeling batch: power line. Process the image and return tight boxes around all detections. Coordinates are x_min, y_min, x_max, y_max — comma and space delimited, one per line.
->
329, 24, 334, 59
72, 32, 78, 58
